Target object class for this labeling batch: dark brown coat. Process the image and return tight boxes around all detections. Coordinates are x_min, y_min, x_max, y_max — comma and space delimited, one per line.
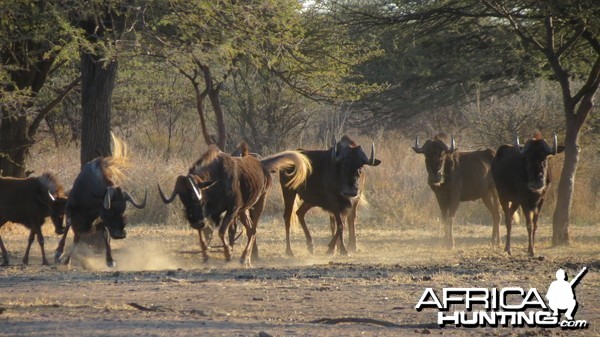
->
413, 134, 501, 249
0, 173, 67, 265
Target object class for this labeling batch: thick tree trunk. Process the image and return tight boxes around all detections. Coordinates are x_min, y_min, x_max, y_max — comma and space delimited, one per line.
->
80, 53, 118, 167
0, 114, 30, 177
208, 87, 227, 150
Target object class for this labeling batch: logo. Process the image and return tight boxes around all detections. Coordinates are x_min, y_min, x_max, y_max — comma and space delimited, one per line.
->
415, 267, 588, 329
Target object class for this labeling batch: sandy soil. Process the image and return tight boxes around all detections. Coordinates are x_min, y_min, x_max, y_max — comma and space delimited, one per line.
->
1, 217, 599, 337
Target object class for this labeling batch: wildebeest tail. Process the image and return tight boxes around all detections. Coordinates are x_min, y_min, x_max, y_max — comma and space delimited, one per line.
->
104, 132, 129, 185
260, 151, 312, 189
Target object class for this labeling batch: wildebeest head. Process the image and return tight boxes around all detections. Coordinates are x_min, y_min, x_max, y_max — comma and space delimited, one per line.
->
516, 133, 565, 192
157, 175, 215, 229
332, 136, 381, 198
412, 134, 457, 186
37, 173, 68, 235
101, 186, 147, 239
48, 193, 68, 235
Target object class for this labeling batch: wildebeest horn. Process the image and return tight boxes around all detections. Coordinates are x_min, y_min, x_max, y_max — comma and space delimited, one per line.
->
157, 183, 178, 204
450, 135, 456, 152
412, 135, 423, 153
369, 143, 376, 165
103, 187, 116, 209
124, 190, 147, 209
514, 133, 521, 149
48, 190, 56, 202
187, 175, 203, 201
552, 133, 558, 155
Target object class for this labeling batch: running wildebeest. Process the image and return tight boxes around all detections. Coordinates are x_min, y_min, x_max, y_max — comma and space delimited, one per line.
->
0, 173, 67, 265
492, 132, 564, 256
176, 144, 311, 266
55, 134, 146, 267
195, 146, 311, 266
412, 133, 501, 249
157, 142, 255, 252
281, 135, 381, 257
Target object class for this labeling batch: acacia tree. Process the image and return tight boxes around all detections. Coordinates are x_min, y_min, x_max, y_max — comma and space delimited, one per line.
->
330, 0, 599, 245
0, 1, 80, 177
145, 0, 380, 151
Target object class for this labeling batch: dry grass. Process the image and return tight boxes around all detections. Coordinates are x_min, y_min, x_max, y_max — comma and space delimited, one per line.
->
2, 131, 598, 260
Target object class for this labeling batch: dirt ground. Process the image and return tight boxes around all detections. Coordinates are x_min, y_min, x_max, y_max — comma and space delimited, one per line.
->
1, 217, 599, 337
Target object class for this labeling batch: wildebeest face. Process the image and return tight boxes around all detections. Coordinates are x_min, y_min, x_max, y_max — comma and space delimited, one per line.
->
158, 175, 214, 230
49, 196, 68, 235
520, 137, 564, 192
334, 145, 381, 198
413, 136, 456, 187
101, 187, 147, 239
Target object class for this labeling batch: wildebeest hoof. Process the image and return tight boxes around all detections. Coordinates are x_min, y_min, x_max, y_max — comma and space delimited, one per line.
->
285, 249, 295, 257
107, 261, 117, 268
22, 258, 29, 265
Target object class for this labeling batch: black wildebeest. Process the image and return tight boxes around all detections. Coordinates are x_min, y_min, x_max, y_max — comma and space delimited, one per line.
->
412, 133, 501, 249
281, 135, 381, 257
492, 132, 564, 256
0, 173, 67, 265
160, 144, 311, 266
55, 134, 146, 267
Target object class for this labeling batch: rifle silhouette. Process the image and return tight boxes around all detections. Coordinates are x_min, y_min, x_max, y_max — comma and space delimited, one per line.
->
570, 267, 587, 287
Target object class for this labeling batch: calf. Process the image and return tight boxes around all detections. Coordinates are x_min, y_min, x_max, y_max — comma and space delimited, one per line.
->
0, 173, 67, 265
492, 133, 564, 256
412, 133, 501, 249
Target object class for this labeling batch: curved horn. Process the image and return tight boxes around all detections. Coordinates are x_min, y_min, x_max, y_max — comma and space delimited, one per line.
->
412, 135, 423, 153
187, 175, 202, 201
450, 134, 456, 152
369, 142, 376, 165
103, 187, 115, 209
124, 189, 147, 209
514, 133, 521, 149
48, 190, 56, 202
553, 133, 558, 155
157, 183, 178, 204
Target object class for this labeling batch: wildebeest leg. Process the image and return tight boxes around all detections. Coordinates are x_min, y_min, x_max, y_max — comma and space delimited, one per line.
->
445, 198, 460, 250
0, 229, 9, 266
500, 200, 519, 255
296, 202, 315, 254
238, 211, 255, 267
55, 221, 71, 262
248, 195, 266, 262
35, 226, 49, 265
218, 209, 239, 261
102, 228, 116, 268
482, 193, 501, 246
0, 234, 8, 266
22, 229, 36, 265
59, 231, 80, 265
197, 229, 209, 262
347, 200, 358, 253
282, 189, 298, 257
327, 212, 348, 256
523, 208, 536, 257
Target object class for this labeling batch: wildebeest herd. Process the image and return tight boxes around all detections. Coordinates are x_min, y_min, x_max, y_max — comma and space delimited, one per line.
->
0, 132, 564, 268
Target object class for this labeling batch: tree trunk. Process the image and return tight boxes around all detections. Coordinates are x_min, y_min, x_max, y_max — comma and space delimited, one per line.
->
80, 52, 118, 167
208, 87, 227, 150
0, 114, 30, 177
551, 121, 580, 246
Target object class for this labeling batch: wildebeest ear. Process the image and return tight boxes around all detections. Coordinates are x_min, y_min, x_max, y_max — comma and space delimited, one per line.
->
103, 187, 116, 209
556, 145, 565, 154
369, 159, 382, 166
